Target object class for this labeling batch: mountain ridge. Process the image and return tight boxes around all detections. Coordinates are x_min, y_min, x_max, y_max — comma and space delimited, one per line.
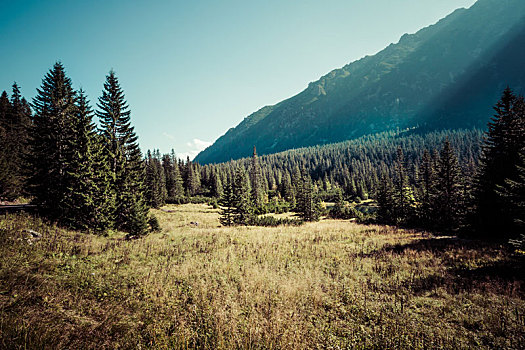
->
195, 0, 525, 164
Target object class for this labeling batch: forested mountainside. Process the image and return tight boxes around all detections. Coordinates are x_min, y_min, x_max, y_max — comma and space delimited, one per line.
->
195, 0, 525, 164
193, 128, 484, 203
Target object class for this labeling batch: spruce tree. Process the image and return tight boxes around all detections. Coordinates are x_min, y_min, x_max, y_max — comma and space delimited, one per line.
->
376, 174, 395, 224
30, 62, 78, 220
250, 146, 264, 207
232, 166, 253, 225
0, 91, 12, 200
0, 84, 32, 200
162, 150, 184, 201
63, 90, 113, 231
97, 71, 148, 235
417, 149, 436, 228
219, 179, 235, 226
145, 150, 167, 208
296, 168, 321, 221
473, 87, 525, 238
497, 149, 525, 237
184, 157, 200, 197
210, 170, 223, 198
434, 140, 462, 231
280, 172, 294, 203
392, 147, 415, 225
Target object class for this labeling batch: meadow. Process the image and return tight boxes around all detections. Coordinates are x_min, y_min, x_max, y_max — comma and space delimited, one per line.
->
1, 204, 524, 349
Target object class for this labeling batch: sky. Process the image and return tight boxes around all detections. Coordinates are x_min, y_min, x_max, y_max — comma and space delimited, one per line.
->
0, 0, 477, 160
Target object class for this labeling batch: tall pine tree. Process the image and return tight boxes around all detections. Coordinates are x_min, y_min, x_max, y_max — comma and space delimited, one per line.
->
434, 140, 462, 231
232, 166, 253, 225
473, 87, 525, 238
30, 62, 77, 220
63, 90, 113, 231
250, 146, 264, 208
416, 149, 436, 228
163, 150, 184, 201
97, 71, 148, 235
0, 91, 12, 200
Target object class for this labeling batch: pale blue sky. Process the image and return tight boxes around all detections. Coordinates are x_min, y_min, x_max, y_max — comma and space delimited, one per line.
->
0, 0, 477, 159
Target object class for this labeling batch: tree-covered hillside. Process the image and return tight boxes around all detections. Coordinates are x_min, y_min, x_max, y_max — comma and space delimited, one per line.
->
195, 0, 525, 164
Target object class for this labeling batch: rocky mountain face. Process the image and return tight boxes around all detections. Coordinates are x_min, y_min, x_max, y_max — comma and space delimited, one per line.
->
195, 0, 525, 164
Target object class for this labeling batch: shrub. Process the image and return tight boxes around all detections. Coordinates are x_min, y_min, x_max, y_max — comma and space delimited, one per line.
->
148, 215, 161, 232
248, 215, 304, 227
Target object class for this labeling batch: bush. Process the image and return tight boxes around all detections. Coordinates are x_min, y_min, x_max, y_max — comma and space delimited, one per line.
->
248, 215, 304, 227
329, 203, 363, 220
148, 215, 161, 232
207, 198, 219, 209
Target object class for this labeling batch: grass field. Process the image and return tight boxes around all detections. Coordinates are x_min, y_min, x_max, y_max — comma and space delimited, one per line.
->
1, 204, 524, 349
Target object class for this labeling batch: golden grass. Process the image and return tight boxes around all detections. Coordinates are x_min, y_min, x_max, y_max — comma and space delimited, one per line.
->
0, 204, 524, 349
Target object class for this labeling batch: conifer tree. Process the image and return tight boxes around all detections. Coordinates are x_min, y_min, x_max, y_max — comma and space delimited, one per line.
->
0, 91, 12, 200
7, 83, 31, 198
250, 146, 264, 207
232, 166, 253, 225
497, 149, 525, 237
30, 62, 78, 220
145, 150, 167, 208
376, 174, 395, 224
473, 87, 525, 237
417, 149, 436, 227
63, 90, 113, 231
97, 71, 148, 235
219, 180, 235, 226
279, 172, 294, 203
210, 170, 223, 198
296, 168, 321, 221
163, 150, 184, 201
392, 147, 415, 225
184, 157, 200, 196
434, 140, 462, 231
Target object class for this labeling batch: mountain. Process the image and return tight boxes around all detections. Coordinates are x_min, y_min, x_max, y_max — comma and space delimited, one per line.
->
195, 0, 525, 164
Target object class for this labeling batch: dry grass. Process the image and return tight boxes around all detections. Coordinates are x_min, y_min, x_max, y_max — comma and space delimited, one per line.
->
0, 204, 524, 349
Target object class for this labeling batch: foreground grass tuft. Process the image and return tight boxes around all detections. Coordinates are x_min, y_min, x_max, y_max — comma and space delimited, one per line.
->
1, 204, 524, 349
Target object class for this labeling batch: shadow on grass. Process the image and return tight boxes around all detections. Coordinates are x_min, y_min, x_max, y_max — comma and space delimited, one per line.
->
365, 237, 525, 297
407, 260, 525, 297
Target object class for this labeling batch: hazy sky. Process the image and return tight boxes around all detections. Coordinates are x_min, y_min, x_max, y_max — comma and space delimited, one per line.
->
0, 0, 477, 159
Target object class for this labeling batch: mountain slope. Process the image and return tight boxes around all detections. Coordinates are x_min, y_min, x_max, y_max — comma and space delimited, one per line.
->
195, 0, 525, 164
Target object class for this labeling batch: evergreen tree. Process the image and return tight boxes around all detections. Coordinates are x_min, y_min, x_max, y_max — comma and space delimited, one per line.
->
392, 147, 415, 225
30, 62, 78, 220
473, 87, 525, 238
219, 180, 235, 226
210, 169, 223, 198
97, 71, 148, 235
184, 157, 200, 196
296, 168, 321, 221
417, 149, 436, 227
0, 91, 12, 200
279, 172, 294, 203
232, 166, 253, 225
376, 174, 395, 224
145, 150, 167, 208
63, 90, 113, 231
163, 150, 184, 201
250, 146, 264, 207
497, 148, 525, 236
434, 140, 462, 231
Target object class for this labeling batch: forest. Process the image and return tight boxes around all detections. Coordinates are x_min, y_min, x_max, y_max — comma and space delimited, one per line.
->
1, 63, 525, 349
0, 62, 524, 246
